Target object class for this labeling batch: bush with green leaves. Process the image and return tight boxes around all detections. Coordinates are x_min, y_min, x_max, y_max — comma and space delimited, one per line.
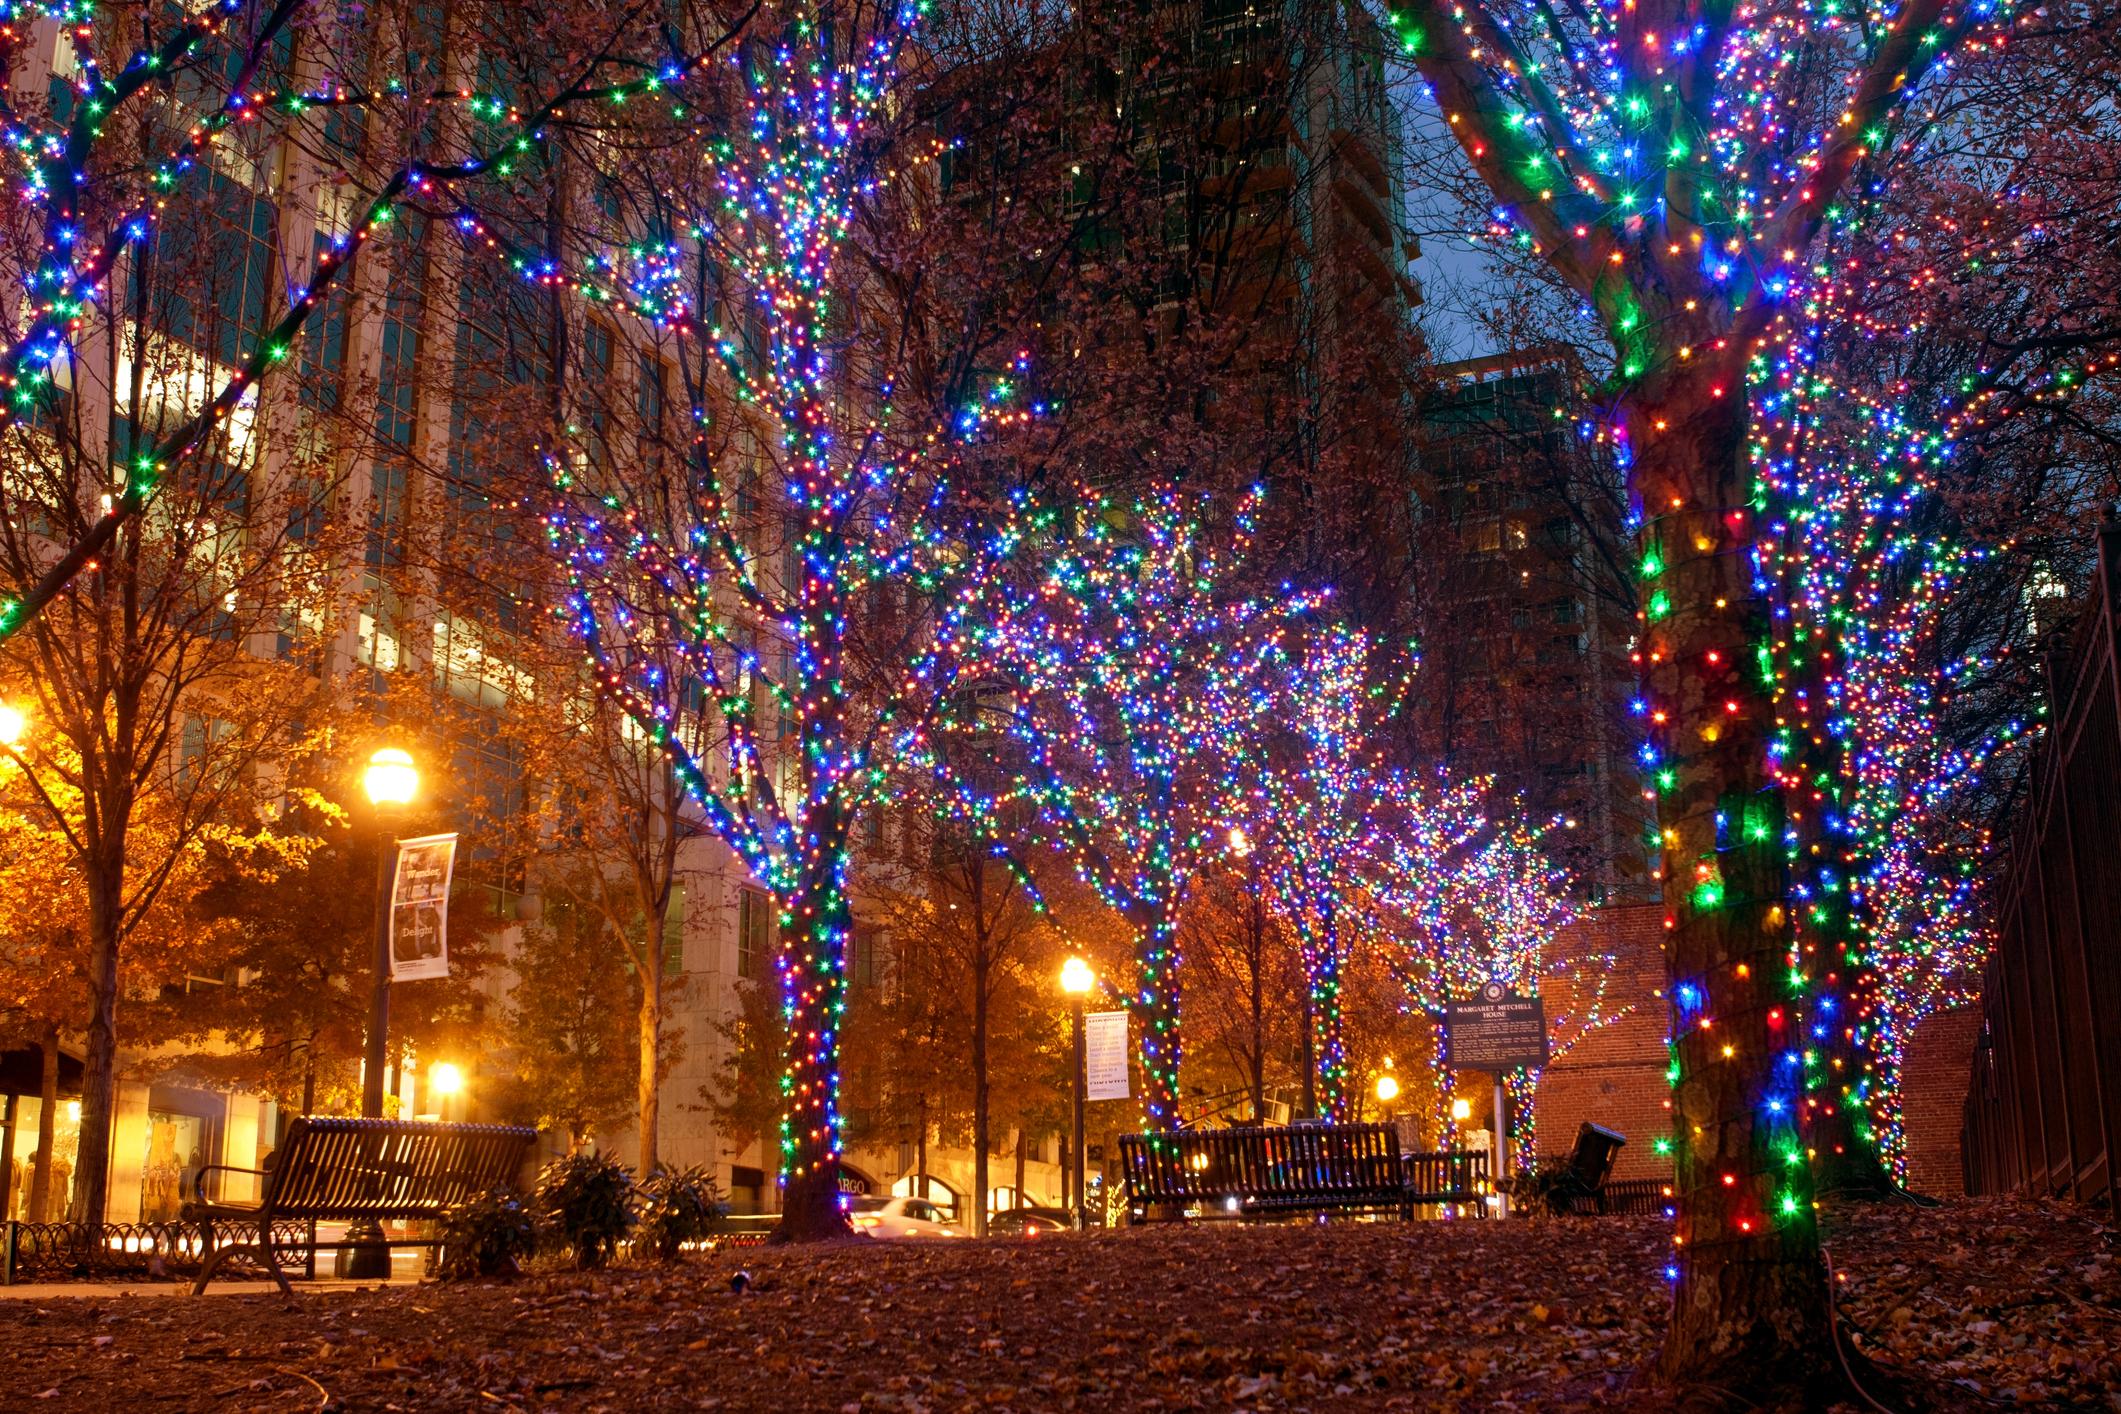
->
432, 1186, 536, 1281
636, 1166, 727, 1261
532, 1151, 637, 1269
1503, 1159, 1587, 1215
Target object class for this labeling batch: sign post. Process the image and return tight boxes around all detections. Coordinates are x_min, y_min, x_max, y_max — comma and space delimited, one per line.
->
1444, 982, 1549, 1217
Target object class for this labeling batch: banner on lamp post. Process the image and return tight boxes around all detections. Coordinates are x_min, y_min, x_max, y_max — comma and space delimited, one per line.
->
388, 833, 457, 981
1085, 1010, 1130, 1101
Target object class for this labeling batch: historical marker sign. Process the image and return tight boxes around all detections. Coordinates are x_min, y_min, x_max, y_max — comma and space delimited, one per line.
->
1444, 982, 1549, 1071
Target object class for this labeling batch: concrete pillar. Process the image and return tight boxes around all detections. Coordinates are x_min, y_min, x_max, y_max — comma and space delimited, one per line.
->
108, 1084, 151, 1224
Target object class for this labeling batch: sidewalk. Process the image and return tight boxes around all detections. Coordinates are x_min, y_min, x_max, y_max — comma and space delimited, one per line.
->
0, 1273, 425, 1298
1, 1246, 430, 1298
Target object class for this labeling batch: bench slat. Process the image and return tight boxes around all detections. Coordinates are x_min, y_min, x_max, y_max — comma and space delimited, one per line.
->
239, 1118, 536, 1224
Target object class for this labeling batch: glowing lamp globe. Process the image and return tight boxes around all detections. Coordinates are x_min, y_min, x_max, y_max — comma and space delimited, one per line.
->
429, 1062, 464, 1096
1451, 1097, 1474, 1123
0, 703, 24, 747
363, 747, 419, 808
1374, 1073, 1400, 1105
1060, 956, 1094, 996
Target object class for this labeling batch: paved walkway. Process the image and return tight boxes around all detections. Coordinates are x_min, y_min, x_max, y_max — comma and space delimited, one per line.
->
0, 1273, 424, 1298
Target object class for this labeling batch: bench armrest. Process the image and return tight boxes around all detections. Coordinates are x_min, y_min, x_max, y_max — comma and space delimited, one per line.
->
193, 1164, 267, 1205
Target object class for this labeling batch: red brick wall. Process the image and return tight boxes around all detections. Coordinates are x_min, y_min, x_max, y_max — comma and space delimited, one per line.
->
1899, 1006, 1980, 1198
1531, 903, 1671, 1181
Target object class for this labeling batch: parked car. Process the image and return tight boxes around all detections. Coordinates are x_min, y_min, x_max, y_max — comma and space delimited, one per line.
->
988, 1206, 1073, 1237
848, 1195, 961, 1238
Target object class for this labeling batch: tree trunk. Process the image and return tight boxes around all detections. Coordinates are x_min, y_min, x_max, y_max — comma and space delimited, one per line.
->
1298, 989, 1317, 1121
1134, 910, 1185, 1131
71, 864, 123, 1225
31, 1027, 59, 1223
972, 947, 990, 1236
300, 1041, 316, 1117
770, 835, 854, 1243
1247, 882, 1266, 1122
1013, 1127, 1025, 1206
1310, 908, 1347, 1121
1505, 1068, 1538, 1175
1630, 381, 1835, 1390
915, 1097, 929, 1200
638, 960, 662, 1176
770, 410, 855, 1242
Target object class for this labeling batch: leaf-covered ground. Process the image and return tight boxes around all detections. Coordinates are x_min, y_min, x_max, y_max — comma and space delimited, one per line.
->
0, 1197, 2110, 1412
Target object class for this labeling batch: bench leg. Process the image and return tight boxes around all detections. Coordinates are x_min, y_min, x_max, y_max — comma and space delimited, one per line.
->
190, 1224, 294, 1298
255, 1219, 294, 1298
191, 1242, 244, 1295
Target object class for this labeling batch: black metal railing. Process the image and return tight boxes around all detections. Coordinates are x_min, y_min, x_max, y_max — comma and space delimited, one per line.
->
1, 1218, 315, 1284
1557, 1178, 1670, 1217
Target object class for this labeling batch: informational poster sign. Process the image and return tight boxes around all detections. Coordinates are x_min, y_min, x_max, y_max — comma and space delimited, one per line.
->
1085, 1010, 1131, 1101
388, 833, 457, 981
1444, 981, 1549, 1071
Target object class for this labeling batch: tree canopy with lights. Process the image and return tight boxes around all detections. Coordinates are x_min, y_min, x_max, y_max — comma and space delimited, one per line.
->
930, 483, 1322, 1133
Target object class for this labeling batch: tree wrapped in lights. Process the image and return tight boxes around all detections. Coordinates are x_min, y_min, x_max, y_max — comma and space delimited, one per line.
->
1379, 807, 1612, 1161
1239, 622, 1419, 1122
1386, 0, 2080, 1377
931, 484, 1321, 1133
1745, 60, 2121, 1166
1755, 285, 2046, 1185
545, 2, 1077, 1239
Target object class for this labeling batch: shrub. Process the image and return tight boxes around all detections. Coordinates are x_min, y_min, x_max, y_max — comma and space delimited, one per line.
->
532, 1151, 637, 1269
432, 1186, 536, 1281
1503, 1159, 1580, 1215
636, 1166, 727, 1261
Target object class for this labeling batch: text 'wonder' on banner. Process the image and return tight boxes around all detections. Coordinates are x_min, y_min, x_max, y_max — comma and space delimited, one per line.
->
1085, 1010, 1131, 1101
389, 833, 458, 982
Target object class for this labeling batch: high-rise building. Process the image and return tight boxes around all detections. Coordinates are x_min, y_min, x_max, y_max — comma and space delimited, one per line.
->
1407, 351, 1642, 899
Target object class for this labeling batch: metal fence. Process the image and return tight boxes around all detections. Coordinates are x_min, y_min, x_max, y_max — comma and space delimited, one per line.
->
1962, 523, 2121, 1208
1, 1219, 316, 1284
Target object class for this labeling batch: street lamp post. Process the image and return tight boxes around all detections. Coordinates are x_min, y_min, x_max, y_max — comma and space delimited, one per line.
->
1060, 956, 1093, 1230
360, 747, 418, 1120
345, 746, 417, 1279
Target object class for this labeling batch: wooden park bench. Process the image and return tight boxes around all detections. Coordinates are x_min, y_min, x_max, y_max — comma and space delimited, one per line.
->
1118, 1123, 1490, 1222
182, 1117, 538, 1295
1541, 1122, 1628, 1216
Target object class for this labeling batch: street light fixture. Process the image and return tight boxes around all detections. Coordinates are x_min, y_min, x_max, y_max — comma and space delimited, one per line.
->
347, 745, 417, 1279
0, 702, 24, 748
1374, 1072, 1400, 1105
1451, 1097, 1474, 1123
1060, 956, 1093, 1229
429, 1061, 464, 1123
363, 747, 419, 809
